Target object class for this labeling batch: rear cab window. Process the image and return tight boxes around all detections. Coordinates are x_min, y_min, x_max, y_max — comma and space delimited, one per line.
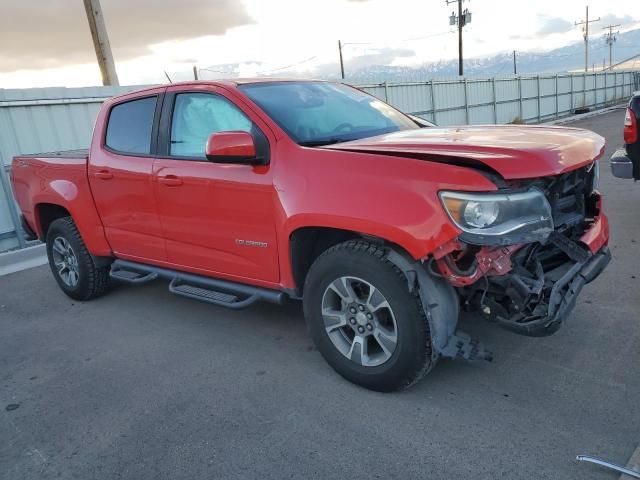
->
105, 96, 157, 155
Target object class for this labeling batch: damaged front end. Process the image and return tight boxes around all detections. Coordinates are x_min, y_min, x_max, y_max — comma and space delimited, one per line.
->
435, 164, 611, 337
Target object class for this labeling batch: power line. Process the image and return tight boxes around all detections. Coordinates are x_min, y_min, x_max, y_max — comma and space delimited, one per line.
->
257, 56, 318, 75
574, 5, 600, 72
342, 31, 451, 46
603, 23, 621, 69
199, 67, 236, 76
446, 0, 472, 76
602, 52, 640, 71
520, 43, 632, 61
337, 31, 452, 80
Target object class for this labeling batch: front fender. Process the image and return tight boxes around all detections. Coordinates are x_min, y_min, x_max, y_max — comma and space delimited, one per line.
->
274, 147, 497, 288
279, 148, 497, 258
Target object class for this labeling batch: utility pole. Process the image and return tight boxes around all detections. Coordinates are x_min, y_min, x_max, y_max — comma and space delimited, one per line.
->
193, 65, 199, 80
513, 50, 517, 75
338, 40, 345, 80
574, 6, 600, 73
447, 0, 471, 76
603, 24, 620, 69
82, 0, 119, 86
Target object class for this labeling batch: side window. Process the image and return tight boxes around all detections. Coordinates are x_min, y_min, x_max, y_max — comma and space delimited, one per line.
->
170, 93, 253, 158
105, 96, 156, 154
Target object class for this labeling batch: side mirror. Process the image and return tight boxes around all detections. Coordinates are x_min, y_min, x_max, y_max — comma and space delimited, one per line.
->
205, 131, 258, 164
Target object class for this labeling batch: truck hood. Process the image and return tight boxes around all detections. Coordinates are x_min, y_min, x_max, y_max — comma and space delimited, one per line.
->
324, 125, 605, 180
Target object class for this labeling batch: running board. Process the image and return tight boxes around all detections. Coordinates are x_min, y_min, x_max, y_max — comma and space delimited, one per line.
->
110, 268, 158, 284
110, 259, 286, 310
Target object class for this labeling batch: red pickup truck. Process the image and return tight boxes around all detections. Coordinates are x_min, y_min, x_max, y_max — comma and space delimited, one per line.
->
11, 80, 611, 391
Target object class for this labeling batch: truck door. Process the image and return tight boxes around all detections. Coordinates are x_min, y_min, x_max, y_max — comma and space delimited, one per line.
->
152, 85, 279, 284
88, 89, 167, 262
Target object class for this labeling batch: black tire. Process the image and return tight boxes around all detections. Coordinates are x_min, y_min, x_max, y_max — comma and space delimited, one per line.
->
46, 216, 111, 301
303, 240, 437, 392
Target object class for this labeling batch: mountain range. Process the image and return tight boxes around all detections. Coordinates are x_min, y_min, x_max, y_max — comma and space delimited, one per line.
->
342, 28, 640, 82
199, 27, 640, 83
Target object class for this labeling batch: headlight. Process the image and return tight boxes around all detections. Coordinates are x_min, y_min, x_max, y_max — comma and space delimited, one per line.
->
439, 188, 554, 245
463, 200, 499, 228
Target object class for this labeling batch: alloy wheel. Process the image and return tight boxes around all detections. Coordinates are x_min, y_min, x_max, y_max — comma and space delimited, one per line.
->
321, 276, 398, 367
51, 236, 80, 287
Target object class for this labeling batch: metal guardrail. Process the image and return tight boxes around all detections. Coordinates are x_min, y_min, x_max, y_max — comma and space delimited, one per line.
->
359, 71, 638, 125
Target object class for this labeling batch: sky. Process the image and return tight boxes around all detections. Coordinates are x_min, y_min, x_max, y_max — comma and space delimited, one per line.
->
0, 0, 638, 88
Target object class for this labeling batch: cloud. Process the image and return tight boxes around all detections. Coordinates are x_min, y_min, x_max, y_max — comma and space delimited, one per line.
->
195, 47, 416, 81
343, 47, 416, 70
536, 15, 573, 36
0, 0, 253, 72
599, 13, 634, 28
307, 47, 416, 78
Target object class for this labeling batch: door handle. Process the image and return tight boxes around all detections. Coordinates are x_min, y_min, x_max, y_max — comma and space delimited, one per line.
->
158, 175, 183, 186
93, 170, 113, 180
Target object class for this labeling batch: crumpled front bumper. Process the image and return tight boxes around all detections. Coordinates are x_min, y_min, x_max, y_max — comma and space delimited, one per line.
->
511, 244, 611, 336
438, 194, 610, 337
490, 210, 611, 336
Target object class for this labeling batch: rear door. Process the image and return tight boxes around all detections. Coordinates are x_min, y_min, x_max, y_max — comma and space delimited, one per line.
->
152, 84, 279, 284
88, 89, 167, 261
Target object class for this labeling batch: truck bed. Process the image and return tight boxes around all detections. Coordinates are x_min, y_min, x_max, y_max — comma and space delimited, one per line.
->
17, 149, 89, 159
11, 148, 94, 242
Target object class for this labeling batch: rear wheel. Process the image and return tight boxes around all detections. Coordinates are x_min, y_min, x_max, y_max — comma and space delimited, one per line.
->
46, 217, 111, 301
303, 240, 435, 392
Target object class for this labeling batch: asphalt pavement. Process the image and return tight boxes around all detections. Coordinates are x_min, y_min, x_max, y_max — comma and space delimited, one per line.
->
1, 108, 639, 480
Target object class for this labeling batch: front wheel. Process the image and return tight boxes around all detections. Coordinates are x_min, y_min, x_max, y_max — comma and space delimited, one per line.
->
303, 241, 435, 392
46, 217, 111, 301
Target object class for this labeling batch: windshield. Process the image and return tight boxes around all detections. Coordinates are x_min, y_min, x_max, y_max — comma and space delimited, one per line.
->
239, 81, 418, 146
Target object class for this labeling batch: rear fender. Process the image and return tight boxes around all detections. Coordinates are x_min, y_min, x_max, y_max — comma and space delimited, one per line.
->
32, 177, 112, 256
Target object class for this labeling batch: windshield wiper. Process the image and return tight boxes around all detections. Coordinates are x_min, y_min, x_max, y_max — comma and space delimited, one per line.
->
298, 138, 345, 147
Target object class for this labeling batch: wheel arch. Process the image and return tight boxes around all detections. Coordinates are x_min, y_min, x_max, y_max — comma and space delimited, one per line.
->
288, 225, 417, 296
35, 203, 72, 240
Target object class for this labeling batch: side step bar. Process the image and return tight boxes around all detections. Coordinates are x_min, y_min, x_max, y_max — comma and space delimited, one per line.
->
110, 259, 286, 310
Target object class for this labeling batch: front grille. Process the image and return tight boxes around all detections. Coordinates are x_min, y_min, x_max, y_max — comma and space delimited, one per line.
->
512, 164, 596, 237
545, 167, 592, 228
